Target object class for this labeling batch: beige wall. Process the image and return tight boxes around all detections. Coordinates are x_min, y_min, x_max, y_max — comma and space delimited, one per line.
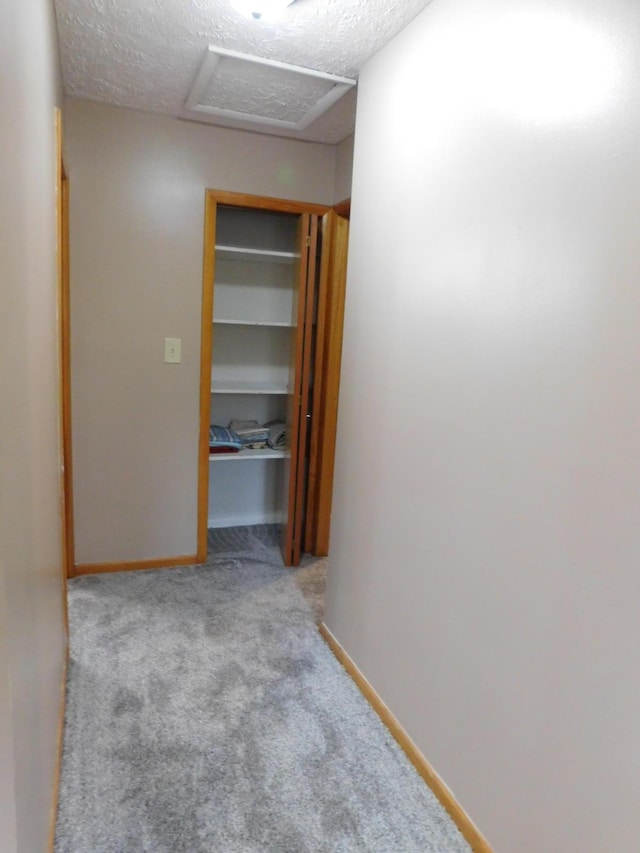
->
325, 1, 640, 851
65, 99, 338, 564
0, 576, 17, 850
0, 0, 67, 850
334, 133, 354, 202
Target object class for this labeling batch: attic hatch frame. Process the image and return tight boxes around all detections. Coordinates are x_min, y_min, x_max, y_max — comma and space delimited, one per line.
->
184, 46, 356, 131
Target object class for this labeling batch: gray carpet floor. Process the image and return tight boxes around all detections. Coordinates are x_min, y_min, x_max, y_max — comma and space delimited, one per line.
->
55, 525, 471, 852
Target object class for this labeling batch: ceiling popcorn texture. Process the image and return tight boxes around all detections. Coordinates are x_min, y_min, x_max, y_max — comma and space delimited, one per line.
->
200, 58, 334, 123
54, 0, 433, 143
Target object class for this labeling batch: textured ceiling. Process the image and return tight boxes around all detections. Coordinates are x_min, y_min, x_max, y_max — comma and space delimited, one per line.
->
186, 46, 355, 131
200, 59, 334, 121
53, 0, 433, 143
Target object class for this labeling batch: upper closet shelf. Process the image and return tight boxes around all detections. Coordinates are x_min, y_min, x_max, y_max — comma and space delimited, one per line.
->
213, 318, 294, 328
215, 244, 300, 264
209, 447, 287, 462
211, 379, 289, 395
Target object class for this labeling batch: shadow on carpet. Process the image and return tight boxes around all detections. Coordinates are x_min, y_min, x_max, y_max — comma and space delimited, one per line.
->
55, 526, 470, 852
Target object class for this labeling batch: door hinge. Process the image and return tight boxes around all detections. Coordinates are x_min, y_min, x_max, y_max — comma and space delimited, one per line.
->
305, 236, 311, 247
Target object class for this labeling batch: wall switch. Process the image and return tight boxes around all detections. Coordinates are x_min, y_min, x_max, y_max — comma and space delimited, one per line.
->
164, 337, 182, 364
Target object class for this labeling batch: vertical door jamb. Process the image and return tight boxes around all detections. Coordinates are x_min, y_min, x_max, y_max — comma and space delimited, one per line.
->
55, 108, 73, 618
197, 191, 217, 563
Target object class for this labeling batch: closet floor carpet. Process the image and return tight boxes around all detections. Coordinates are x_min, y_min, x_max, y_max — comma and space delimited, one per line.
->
55, 526, 470, 852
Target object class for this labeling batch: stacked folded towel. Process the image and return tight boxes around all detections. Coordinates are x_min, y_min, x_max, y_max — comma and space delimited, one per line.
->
224, 419, 287, 450
209, 425, 243, 453
266, 421, 286, 449
209, 421, 288, 454
229, 419, 271, 449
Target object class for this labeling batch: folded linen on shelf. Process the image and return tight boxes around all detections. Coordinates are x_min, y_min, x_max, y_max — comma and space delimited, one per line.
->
209, 425, 243, 453
265, 421, 286, 450
228, 419, 270, 448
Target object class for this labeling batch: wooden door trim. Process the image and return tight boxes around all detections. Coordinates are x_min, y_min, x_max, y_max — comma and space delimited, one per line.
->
73, 553, 199, 577
333, 197, 351, 219
197, 190, 328, 564
204, 188, 329, 216
61, 175, 74, 582
55, 108, 74, 599
197, 193, 217, 562
51, 105, 71, 853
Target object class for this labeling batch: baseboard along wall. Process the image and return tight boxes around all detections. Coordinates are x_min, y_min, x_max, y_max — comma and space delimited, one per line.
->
318, 623, 494, 853
72, 553, 199, 577
48, 644, 69, 853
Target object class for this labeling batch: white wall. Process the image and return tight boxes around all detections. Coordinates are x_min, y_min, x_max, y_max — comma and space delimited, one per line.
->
65, 100, 337, 565
326, 1, 640, 850
334, 133, 354, 202
0, 0, 67, 850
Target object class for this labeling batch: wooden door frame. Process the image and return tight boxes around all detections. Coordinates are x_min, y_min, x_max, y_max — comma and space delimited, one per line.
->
333, 197, 351, 219
197, 189, 329, 562
55, 109, 74, 610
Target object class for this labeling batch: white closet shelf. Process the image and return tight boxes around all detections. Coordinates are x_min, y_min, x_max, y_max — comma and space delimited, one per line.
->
213, 318, 294, 328
210, 447, 287, 462
215, 244, 299, 264
211, 380, 289, 395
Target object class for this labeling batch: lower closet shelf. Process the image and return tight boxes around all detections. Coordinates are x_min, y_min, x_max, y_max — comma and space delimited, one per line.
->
209, 448, 288, 462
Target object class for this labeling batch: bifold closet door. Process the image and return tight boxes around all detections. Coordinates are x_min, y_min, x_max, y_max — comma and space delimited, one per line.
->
281, 213, 318, 566
304, 210, 350, 556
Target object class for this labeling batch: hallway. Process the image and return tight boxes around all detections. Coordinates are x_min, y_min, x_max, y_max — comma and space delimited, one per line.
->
54, 527, 469, 852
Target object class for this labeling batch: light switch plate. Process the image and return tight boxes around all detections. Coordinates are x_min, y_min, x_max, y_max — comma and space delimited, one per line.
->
164, 337, 182, 364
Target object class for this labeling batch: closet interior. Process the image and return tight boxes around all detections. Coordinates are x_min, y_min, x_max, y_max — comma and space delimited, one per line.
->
209, 205, 300, 527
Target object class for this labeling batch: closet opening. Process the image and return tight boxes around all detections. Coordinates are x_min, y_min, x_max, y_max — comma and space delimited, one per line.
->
198, 190, 331, 567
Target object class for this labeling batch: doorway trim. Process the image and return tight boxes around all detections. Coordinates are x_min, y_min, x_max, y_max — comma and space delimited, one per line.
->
55, 108, 74, 593
197, 189, 329, 562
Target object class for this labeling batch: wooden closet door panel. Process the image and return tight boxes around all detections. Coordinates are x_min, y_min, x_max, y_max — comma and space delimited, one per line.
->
281, 213, 317, 566
303, 212, 332, 554
304, 211, 349, 556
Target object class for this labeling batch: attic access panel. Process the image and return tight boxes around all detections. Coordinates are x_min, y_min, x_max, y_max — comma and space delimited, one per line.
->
184, 46, 356, 131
